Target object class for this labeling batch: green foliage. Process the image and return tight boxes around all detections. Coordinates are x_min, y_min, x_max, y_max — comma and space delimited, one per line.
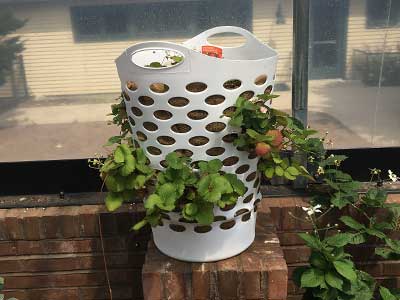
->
297, 232, 375, 300
101, 143, 154, 212
293, 154, 400, 300
0, 10, 25, 86
380, 286, 400, 300
133, 153, 246, 230
227, 94, 325, 182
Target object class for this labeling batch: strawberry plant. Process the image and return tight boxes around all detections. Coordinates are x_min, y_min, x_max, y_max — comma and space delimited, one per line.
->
89, 94, 154, 211
226, 94, 325, 181
133, 152, 246, 230
292, 154, 400, 300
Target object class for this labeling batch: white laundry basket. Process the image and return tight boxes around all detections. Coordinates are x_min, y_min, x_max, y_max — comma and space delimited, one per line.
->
115, 26, 278, 262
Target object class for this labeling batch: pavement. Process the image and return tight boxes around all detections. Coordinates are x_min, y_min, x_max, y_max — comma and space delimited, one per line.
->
0, 79, 399, 162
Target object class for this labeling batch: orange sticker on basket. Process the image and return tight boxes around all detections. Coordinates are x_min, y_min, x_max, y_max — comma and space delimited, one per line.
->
201, 45, 223, 58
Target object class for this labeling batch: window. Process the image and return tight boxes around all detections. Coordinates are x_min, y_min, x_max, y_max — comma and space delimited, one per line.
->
71, 1, 252, 42
366, 0, 400, 28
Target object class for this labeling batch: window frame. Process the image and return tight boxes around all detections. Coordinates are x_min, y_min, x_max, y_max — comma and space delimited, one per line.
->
0, 0, 399, 196
366, 0, 400, 29
70, 1, 253, 43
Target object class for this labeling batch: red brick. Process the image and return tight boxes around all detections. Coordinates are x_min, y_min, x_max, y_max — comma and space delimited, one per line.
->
264, 259, 288, 300
0, 241, 17, 256
22, 210, 44, 240
192, 263, 211, 299
357, 262, 383, 277
217, 257, 240, 299
383, 261, 400, 276
283, 246, 311, 264
162, 260, 187, 300
142, 261, 163, 300
79, 286, 132, 300
277, 232, 305, 246
240, 253, 263, 299
28, 288, 79, 300
0, 209, 10, 240
5, 209, 24, 240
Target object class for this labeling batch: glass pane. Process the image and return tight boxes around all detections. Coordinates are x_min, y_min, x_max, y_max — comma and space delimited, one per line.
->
308, 0, 400, 149
0, 0, 293, 162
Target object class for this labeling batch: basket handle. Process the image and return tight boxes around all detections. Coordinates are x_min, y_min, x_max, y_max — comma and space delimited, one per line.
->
184, 26, 262, 50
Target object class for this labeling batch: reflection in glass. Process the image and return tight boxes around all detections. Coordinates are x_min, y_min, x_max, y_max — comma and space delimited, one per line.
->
308, 0, 400, 149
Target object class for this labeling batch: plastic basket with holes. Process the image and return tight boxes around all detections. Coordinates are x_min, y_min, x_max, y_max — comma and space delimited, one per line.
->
115, 26, 278, 262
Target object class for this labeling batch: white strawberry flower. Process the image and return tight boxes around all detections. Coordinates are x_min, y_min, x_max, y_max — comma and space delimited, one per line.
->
388, 170, 398, 182
260, 106, 268, 114
302, 204, 322, 216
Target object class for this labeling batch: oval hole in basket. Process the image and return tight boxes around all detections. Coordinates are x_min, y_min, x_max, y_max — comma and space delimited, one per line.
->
187, 110, 208, 120
128, 116, 135, 126
223, 106, 236, 117
254, 199, 261, 212
248, 152, 257, 159
150, 83, 169, 93
157, 136, 176, 145
126, 81, 137, 91
235, 164, 250, 174
147, 146, 161, 155
189, 136, 209, 146
133, 139, 140, 148
207, 32, 246, 47
186, 82, 207, 93
168, 97, 189, 107
138, 96, 154, 106
222, 156, 239, 166
222, 133, 238, 143
154, 110, 172, 120
264, 85, 273, 94
160, 160, 168, 168
206, 147, 225, 156
240, 90, 255, 100
220, 203, 236, 212
205, 122, 226, 132
234, 208, 250, 217
241, 211, 251, 222
136, 131, 147, 141
191, 160, 205, 169
122, 91, 130, 101
220, 220, 236, 230
246, 172, 257, 182
174, 149, 193, 157
131, 107, 143, 117
223, 79, 241, 90
194, 225, 212, 233
255, 74, 267, 85
214, 215, 227, 222
143, 122, 158, 132
131, 48, 184, 69
243, 193, 254, 204
253, 177, 260, 188
169, 224, 186, 232
160, 212, 170, 220
205, 94, 225, 105
178, 218, 197, 224
171, 123, 191, 133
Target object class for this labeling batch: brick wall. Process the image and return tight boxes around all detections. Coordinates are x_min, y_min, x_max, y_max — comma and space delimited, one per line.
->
266, 195, 400, 300
0, 194, 399, 300
0, 204, 150, 300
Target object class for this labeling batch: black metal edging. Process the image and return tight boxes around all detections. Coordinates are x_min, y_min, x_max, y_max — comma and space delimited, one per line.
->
292, 0, 310, 188
292, 0, 309, 124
